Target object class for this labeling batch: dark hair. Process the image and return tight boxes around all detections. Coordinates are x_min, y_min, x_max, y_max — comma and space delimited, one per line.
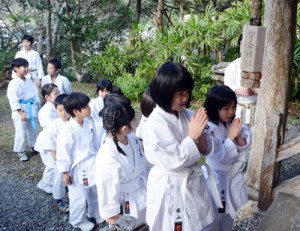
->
103, 103, 135, 156
140, 88, 155, 118
41, 83, 58, 107
204, 85, 237, 125
238, 34, 243, 47
21, 35, 34, 44
111, 85, 124, 96
150, 62, 194, 113
99, 93, 131, 118
11, 58, 29, 72
63, 92, 90, 117
54, 94, 68, 108
96, 78, 113, 95
48, 58, 62, 69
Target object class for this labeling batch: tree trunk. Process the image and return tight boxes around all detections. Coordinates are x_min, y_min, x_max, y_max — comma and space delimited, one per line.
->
250, 0, 263, 26
36, 22, 44, 56
134, 0, 141, 26
178, 0, 184, 20
246, 0, 297, 194
157, 0, 164, 31
66, 0, 82, 82
52, 19, 60, 57
46, 0, 53, 59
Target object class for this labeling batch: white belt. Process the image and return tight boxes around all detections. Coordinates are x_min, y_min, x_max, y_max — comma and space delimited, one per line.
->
154, 164, 222, 230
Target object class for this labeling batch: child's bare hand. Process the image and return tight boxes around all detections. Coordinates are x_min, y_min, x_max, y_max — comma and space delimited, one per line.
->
63, 172, 72, 185
189, 109, 208, 141
228, 118, 242, 140
19, 111, 28, 121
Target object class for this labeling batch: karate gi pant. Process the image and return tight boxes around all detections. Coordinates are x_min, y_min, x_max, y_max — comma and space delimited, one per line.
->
37, 150, 55, 193
68, 183, 100, 228
52, 166, 66, 200
13, 116, 38, 153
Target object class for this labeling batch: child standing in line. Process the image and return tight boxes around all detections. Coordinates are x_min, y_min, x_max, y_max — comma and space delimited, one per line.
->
135, 88, 156, 175
135, 87, 156, 142
56, 92, 103, 231
44, 94, 70, 212
42, 58, 72, 94
7, 58, 40, 161
142, 62, 215, 231
13, 35, 44, 90
95, 103, 147, 225
35, 83, 59, 193
89, 78, 113, 141
203, 85, 251, 231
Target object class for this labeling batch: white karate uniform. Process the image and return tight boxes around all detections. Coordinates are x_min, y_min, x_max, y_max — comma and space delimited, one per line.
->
43, 118, 68, 199
95, 133, 147, 222
143, 106, 215, 231
135, 115, 147, 140
203, 121, 251, 231
224, 58, 257, 124
7, 76, 39, 153
135, 115, 153, 175
42, 74, 72, 94
13, 49, 44, 95
56, 117, 100, 229
35, 102, 58, 193
89, 97, 105, 143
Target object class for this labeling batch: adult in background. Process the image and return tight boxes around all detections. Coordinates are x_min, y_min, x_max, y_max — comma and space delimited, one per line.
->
224, 34, 258, 126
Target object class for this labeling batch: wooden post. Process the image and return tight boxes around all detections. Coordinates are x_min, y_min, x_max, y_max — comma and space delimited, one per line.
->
258, 112, 283, 210
246, 0, 297, 195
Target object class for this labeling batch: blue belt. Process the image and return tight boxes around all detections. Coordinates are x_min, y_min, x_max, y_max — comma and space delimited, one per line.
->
19, 99, 39, 129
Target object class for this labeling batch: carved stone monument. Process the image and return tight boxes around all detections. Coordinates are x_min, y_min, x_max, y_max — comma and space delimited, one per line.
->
240, 25, 266, 88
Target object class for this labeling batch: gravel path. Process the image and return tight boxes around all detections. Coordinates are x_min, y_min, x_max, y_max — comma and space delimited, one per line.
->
0, 86, 299, 231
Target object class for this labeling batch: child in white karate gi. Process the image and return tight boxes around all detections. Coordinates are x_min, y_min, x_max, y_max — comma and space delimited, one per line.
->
142, 62, 215, 231
135, 87, 155, 142
95, 102, 147, 225
203, 85, 251, 231
135, 88, 155, 175
13, 35, 44, 90
42, 58, 72, 94
35, 83, 59, 193
7, 58, 40, 161
56, 92, 103, 231
89, 78, 113, 142
45, 94, 70, 212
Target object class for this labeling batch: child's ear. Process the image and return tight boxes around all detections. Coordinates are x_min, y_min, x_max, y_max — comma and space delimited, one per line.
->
73, 109, 80, 116
120, 125, 128, 134
45, 95, 51, 101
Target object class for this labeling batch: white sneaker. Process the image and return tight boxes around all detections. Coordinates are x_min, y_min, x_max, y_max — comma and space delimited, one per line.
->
18, 152, 29, 162
77, 221, 95, 231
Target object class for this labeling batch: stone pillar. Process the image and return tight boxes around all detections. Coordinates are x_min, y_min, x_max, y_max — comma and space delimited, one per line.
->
240, 25, 266, 89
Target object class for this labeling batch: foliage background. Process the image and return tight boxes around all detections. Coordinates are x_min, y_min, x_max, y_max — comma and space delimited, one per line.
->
0, 0, 299, 103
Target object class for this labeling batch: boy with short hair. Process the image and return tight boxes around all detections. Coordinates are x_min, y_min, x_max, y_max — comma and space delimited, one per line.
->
7, 58, 40, 161
13, 35, 44, 89
56, 92, 104, 231
42, 58, 72, 94
43, 94, 70, 212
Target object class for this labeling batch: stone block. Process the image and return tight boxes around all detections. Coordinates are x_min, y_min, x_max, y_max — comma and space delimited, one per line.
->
98, 216, 149, 231
241, 25, 266, 72
257, 192, 300, 231
241, 78, 260, 88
